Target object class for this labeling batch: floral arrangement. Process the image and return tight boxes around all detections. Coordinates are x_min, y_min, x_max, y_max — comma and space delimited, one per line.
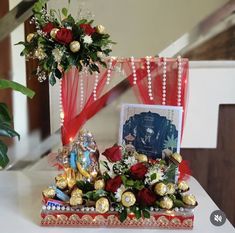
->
42, 130, 197, 222
17, 0, 115, 85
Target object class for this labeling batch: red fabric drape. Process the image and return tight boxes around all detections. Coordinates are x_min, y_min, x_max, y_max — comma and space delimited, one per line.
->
61, 58, 188, 145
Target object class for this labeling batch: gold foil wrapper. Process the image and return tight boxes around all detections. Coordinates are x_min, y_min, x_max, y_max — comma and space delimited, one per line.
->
56, 178, 67, 190
95, 197, 109, 213
71, 188, 83, 197
154, 182, 167, 196
182, 194, 197, 206
96, 25, 105, 34
166, 183, 175, 195
70, 41, 80, 53
26, 33, 34, 43
94, 179, 105, 190
159, 196, 173, 210
171, 153, 182, 164
42, 187, 56, 199
121, 191, 136, 207
70, 195, 83, 206
136, 154, 148, 162
177, 180, 189, 192
50, 28, 59, 38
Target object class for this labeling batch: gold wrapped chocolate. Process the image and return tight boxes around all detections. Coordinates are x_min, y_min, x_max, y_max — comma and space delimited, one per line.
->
50, 28, 59, 38
136, 154, 148, 162
56, 178, 67, 190
42, 187, 56, 199
26, 33, 34, 43
96, 25, 105, 34
70, 195, 83, 206
94, 179, 105, 190
95, 197, 109, 213
154, 182, 167, 196
182, 194, 197, 206
166, 183, 175, 195
177, 180, 189, 192
159, 196, 173, 210
121, 191, 136, 207
170, 153, 182, 164
71, 188, 83, 197
55, 173, 66, 181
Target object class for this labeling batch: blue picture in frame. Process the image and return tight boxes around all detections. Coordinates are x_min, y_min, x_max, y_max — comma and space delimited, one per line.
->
119, 104, 183, 159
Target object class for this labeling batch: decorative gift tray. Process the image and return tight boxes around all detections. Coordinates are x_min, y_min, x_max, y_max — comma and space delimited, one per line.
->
41, 200, 194, 229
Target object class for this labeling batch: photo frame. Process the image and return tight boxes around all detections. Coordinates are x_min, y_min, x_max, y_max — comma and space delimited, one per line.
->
119, 104, 183, 159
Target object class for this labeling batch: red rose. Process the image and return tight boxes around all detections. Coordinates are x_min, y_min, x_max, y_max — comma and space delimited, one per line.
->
105, 176, 122, 193
102, 145, 122, 162
55, 28, 73, 45
137, 188, 156, 206
130, 162, 148, 180
42, 22, 55, 34
80, 24, 95, 35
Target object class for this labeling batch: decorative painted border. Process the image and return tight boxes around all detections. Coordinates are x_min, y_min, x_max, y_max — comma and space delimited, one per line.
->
41, 210, 194, 229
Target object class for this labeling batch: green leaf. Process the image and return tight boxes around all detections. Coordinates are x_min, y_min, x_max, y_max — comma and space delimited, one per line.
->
173, 199, 185, 208
126, 179, 134, 187
100, 160, 110, 171
131, 206, 141, 219
49, 72, 56, 86
62, 8, 68, 17
142, 209, 150, 219
0, 103, 11, 123
55, 68, 62, 79
150, 173, 157, 181
119, 208, 127, 222
0, 79, 35, 99
77, 180, 94, 193
0, 140, 9, 169
0, 122, 20, 140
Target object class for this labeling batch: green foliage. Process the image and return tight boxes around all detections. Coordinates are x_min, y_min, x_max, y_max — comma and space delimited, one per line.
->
119, 208, 127, 222
0, 79, 35, 98
142, 209, 150, 219
17, 0, 115, 85
77, 180, 94, 193
83, 189, 107, 201
0, 77, 34, 168
0, 102, 19, 169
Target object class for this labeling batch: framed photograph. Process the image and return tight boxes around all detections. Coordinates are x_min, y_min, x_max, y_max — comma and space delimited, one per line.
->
119, 104, 183, 159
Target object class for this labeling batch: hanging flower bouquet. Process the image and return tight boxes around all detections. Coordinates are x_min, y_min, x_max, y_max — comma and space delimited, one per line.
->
41, 130, 197, 228
17, 0, 115, 85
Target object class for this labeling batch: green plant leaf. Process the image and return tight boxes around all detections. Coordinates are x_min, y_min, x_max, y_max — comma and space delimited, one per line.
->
0, 122, 20, 140
62, 8, 68, 17
0, 79, 35, 99
0, 103, 11, 123
0, 140, 9, 169
173, 199, 185, 208
119, 208, 127, 222
49, 72, 56, 86
142, 209, 150, 219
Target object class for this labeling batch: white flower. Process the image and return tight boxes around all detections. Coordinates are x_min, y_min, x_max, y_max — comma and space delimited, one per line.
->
52, 48, 63, 63
123, 156, 137, 166
145, 165, 164, 185
114, 185, 126, 202
83, 35, 93, 45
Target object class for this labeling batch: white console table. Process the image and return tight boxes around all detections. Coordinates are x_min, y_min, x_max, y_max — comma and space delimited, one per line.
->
0, 171, 234, 233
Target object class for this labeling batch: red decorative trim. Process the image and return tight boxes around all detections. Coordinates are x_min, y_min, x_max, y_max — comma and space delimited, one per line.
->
41, 210, 194, 229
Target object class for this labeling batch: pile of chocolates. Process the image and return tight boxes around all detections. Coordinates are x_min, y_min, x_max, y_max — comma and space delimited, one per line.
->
42, 130, 197, 221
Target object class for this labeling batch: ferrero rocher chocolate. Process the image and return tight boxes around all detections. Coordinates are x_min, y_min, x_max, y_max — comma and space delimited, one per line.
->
177, 180, 189, 192
136, 154, 148, 162
42, 187, 56, 199
71, 188, 83, 197
154, 182, 167, 196
50, 28, 59, 38
166, 183, 175, 195
69, 41, 80, 53
56, 178, 67, 190
121, 191, 136, 207
94, 179, 105, 190
182, 194, 197, 206
171, 153, 182, 164
26, 33, 34, 43
96, 25, 105, 34
95, 197, 109, 213
159, 197, 173, 210
70, 195, 83, 206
